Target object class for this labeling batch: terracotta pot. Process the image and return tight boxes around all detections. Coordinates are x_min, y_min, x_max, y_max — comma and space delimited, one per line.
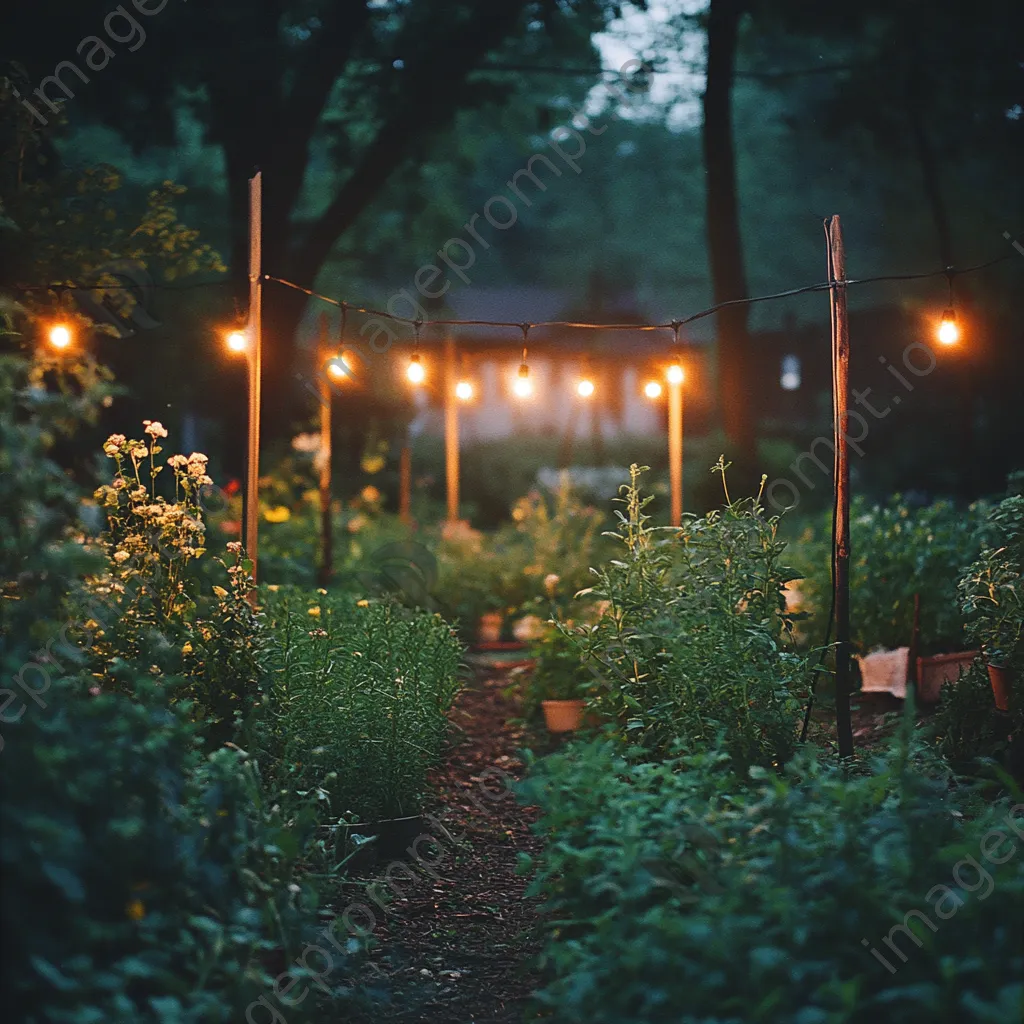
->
987, 663, 1012, 712
477, 612, 503, 644
915, 650, 979, 703
542, 699, 586, 733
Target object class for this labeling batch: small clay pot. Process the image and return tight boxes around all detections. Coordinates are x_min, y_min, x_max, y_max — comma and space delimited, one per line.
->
477, 612, 503, 644
542, 699, 585, 733
987, 663, 1012, 712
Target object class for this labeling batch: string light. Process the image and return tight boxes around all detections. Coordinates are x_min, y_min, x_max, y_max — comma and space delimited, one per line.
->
328, 354, 352, 379
455, 379, 474, 401
225, 329, 248, 354
513, 325, 533, 398
937, 268, 960, 346
937, 309, 960, 346
406, 352, 426, 384
644, 380, 662, 400
666, 363, 684, 385
577, 378, 595, 398
47, 323, 73, 350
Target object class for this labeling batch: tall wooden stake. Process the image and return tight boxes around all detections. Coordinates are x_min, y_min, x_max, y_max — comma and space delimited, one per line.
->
244, 171, 263, 586
668, 377, 684, 526
444, 336, 460, 524
827, 215, 854, 759
317, 313, 333, 588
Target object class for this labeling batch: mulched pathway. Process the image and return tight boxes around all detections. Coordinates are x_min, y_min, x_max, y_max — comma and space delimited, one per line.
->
342, 653, 553, 1023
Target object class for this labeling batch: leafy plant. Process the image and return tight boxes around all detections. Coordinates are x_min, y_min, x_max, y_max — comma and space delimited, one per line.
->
959, 494, 1024, 670
568, 462, 807, 770
798, 495, 992, 656
255, 587, 463, 822
520, 734, 1024, 1024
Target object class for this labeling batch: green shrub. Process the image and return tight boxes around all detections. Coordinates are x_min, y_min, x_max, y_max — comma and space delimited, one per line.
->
959, 494, 1024, 678
797, 495, 992, 655
0, 354, 343, 1022
520, 736, 1024, 1024
930, 661, 1009, 771
80, 424, 269, 746
2, 677, 329, 1023
256, 588, 463, 821
569, 462, 806, 770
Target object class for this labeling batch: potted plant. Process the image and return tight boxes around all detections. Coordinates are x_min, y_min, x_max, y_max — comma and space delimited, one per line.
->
959, 495, 1024, 712
526, 622, 596, 732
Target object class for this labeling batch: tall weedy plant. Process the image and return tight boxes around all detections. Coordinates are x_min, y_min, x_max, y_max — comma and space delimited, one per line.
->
570, 461, 807, 769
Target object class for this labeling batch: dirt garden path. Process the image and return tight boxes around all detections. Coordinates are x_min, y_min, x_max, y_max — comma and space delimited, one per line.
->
344, 655, 549, 1023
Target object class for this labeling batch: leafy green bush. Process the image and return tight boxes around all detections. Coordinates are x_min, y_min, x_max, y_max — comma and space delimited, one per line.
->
797, 495, 992, 655
0, 354, 343, 1022
256, 587, 462, 821
930, 661, 1009, 770
568, 463, 806, 770
959, 493, 1024, 674
520, 736, 1024, 1024
80, 424, 268, 746
432, 477, 608, 637
2, 677, 328, 1023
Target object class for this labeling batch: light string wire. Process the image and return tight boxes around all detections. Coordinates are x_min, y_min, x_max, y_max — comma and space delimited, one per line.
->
262, 253, 1013, 336
6, 251, 1013, 328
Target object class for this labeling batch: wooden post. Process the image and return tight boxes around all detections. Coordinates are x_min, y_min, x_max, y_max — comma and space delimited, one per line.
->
244, 171, 262, 587
827, 215, 854, 759
399, 441, 412, 525
317, 313, 333, 589
668, 377, 683, 526
444, 336, 459, 524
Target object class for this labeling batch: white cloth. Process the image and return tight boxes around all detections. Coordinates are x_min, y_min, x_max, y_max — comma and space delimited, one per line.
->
856, 647, 909, 699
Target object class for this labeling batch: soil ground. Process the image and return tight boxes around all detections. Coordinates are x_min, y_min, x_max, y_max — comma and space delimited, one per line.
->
341, 653, 554, 1024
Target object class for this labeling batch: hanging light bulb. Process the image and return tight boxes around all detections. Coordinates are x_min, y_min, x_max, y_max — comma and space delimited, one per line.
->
513, 362, 533, 398
937, 308, 960, 346
225, 329, 248, 354
455, 380, 474, 401
328, 353, 352, 379
407, 352, 426, 385
644, 380, 663, 400
47, 323, 73, 350
666, 364, 684, 385
577, 378, 595, 398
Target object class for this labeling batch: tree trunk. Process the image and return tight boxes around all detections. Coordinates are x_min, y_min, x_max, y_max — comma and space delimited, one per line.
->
702, 0, 753, 456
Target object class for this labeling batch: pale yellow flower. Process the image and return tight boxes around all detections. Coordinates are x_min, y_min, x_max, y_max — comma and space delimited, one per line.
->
356, 599, 369, 608
307, 606, 321, 618
113, 550, 130, 564
143, 420, 168, 439
213, 586, 228, 598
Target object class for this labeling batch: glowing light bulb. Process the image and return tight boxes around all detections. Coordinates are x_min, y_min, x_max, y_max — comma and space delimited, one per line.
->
937, 309, 959, 346
513, 364, 533, 398
48, 324, 72, 350
577, 378, 595, 398
328, 354, 352, 379
455, 380, 473, 401
666, 364, 684, 385
225, 330, 247, 354
644, 380, 662, 400
407, 354, 426, 384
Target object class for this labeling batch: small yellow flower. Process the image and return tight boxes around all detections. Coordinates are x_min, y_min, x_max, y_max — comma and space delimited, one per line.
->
213, 586, 228, 598
126, 899, 146, 921
308, 606, 321, 618
267, 584, 280, 592
181, 642, 193, 655
356, 599, 369, 608
263, 506, 291, 523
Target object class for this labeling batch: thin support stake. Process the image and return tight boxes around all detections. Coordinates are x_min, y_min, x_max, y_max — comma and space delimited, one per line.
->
827, 215, 854, 760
